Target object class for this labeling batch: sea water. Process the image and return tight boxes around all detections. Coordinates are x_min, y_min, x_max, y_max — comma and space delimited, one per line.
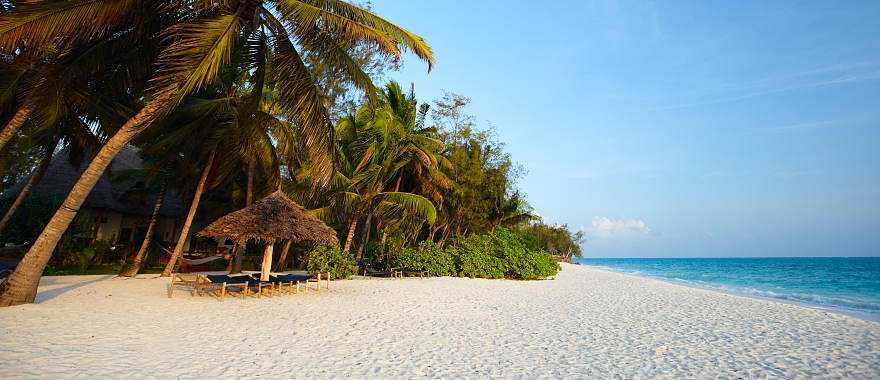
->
575, 257, 880, 320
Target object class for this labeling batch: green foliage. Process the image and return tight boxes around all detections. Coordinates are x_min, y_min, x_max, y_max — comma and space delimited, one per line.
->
305, 245, 357, 279
90, 239, 113, 263
376, 229, 559, 280
77, 248, 95, 274
449, 234, 505, 279
0, 194, 62, 245
519, 222, 585, 259
447, 228, 559, 280
489, 228, 559, 280
389, 240, 454, 276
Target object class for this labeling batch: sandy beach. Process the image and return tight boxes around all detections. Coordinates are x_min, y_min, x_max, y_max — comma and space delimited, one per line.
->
1, 263, 878, 378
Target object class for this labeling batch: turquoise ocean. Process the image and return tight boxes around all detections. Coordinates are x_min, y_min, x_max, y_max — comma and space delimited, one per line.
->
575, 257, 880, 321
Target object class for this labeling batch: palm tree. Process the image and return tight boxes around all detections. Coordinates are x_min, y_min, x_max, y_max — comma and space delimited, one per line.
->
0, 135, 58, 233
308, 86, 446, 257
0, 0, 432, 306
117, 179, 166, 277
160, 149, 216, 277
488, 191, 536, 230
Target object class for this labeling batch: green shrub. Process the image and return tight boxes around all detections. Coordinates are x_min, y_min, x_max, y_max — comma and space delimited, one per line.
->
78, 248, 95, 274
305, 245, 357, 279
449, 234, 506, 279
489, 228, 560, 279
390, 240, 455, 276
90, 240, 113, 264
444, 228, 560, 279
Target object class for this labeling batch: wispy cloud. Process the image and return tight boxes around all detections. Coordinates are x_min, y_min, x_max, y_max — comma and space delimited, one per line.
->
591, 217, 652, 237
648, 72, 880, 111
762, 120, 840, 132
644, 60, 880, 112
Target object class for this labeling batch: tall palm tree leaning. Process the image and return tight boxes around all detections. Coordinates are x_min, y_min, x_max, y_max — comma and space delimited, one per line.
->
0, 0, 432, 306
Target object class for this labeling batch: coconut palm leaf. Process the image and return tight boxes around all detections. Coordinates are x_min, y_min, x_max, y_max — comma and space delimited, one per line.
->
378, 191, 436, 224
0, 0, 140, 51
151, 12, 243, 108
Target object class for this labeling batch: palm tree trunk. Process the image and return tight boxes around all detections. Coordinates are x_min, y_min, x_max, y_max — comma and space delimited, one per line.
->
230, 160, 256, 273
246, 158, 255, 205
273, 240, 293, 272
0, 136, 58, 233
160, 150, 216, 277
0, 145, 10, 192
0, 103, 34, 151
342, 218, 358, 253
0, 95, 169, 307
119, 182, 167, 277
356, 213, 372, 261
439, 225, 450, 248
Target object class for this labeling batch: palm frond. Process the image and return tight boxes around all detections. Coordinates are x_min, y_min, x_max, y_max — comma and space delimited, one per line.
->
283, 0, 434, 70
0, 0, 139, 52
263, 8, 335, 183
378, 191, 436, 224
151, 12, 243, 108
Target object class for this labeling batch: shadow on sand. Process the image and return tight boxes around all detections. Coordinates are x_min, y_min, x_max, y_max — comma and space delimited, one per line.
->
36, 275, 115, 303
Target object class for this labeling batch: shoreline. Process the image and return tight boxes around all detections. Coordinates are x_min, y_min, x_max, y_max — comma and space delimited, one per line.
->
1, 263, 878, 377
575, 263, 880, 323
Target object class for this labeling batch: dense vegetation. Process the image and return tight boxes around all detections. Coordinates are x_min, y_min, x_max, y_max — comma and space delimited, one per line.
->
0, 1, 583, 305
309, 227, 563, 280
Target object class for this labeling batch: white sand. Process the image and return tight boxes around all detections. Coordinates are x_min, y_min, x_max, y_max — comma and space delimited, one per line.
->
1, 263, 878, 378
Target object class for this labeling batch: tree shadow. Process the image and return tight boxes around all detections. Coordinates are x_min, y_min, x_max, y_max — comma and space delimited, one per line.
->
35, 275, 115, 303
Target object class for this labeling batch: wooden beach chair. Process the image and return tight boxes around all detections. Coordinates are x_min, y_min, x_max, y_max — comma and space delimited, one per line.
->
393, 268, 427, 278
362, 266, 395, 278
270, 274, 307, 294
202, 274, 257, 301
167, 273, 203, 298
306, 272, 330, 291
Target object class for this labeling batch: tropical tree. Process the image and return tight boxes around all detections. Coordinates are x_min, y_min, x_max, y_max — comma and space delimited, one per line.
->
487, 190, 535, 231
0, 134, 58, 233
0, 0, 432, 306
324, 83, 446, 256
117, 178, 167, 277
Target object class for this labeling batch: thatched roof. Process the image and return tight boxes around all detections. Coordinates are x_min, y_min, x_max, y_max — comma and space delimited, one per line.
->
0, 146, 183, 217
197, 190, 337, 245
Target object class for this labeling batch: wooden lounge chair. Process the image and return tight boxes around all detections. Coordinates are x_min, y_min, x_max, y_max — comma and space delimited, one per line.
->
245, 274, 282, 297
272, 272, 329, 291
271, 273, 310, 293
362, 266, 395, 278
167, 273, 203, 298
306, 272, 330, 290
202, 274, 260, 301
393, 268, 427, 278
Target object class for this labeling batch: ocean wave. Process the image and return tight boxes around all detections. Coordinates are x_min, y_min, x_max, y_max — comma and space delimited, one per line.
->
672, 280, 880, 315
587, 263, 880, 317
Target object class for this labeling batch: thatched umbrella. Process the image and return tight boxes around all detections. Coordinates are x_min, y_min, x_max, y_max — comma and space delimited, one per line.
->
197, 190, 337, 281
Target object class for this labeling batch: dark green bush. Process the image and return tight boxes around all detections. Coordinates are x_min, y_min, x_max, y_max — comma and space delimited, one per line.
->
490, 228, 559, 279
305, 245, 357, 279
371, 228, 561, 280
446, 228, 559, 279
449, 234, 506, 278
390, 240, 455, 276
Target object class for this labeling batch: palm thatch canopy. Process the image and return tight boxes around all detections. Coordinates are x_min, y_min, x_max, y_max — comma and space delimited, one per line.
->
197, 190, 337, 245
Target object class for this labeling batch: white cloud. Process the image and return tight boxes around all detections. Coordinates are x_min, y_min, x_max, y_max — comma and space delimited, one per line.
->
591, 217, 652, 237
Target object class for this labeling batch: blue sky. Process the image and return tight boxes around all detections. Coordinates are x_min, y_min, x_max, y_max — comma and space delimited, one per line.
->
373, 1, 880, 257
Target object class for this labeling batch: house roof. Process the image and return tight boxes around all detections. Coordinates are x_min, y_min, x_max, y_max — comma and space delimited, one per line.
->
1, 146, 183, 217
